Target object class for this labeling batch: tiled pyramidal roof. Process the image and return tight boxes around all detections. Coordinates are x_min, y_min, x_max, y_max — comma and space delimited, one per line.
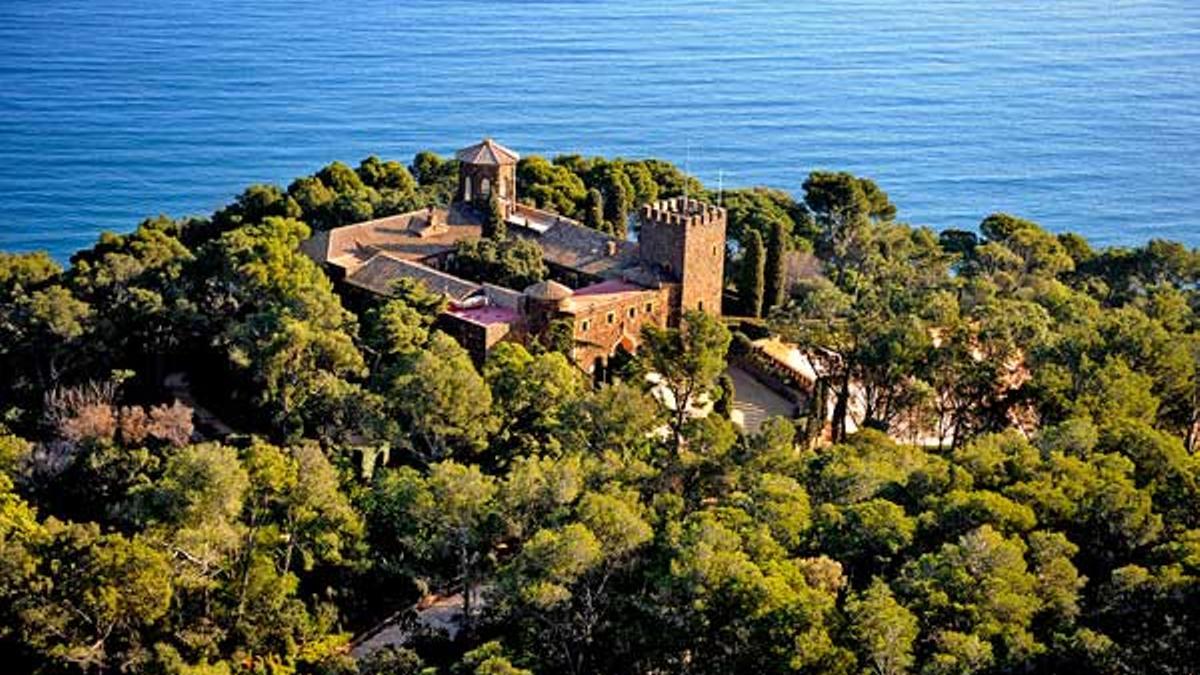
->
455, 138, 520, 166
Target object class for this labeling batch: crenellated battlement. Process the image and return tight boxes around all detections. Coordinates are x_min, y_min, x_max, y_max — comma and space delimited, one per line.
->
639, 197, 726, 228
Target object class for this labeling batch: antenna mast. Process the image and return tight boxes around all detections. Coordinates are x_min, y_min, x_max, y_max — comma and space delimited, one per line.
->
684, 138, 691, 209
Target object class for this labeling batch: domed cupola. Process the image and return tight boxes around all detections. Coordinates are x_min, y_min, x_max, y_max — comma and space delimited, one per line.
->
522, 279, 572, 332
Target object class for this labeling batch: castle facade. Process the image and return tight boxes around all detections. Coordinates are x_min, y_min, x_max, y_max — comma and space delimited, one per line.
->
303, 139, 726, 373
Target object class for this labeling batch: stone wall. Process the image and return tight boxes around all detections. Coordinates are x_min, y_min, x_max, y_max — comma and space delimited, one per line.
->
637, 210, 685, 280
436, 314, 514, 365
637, 197, 726, 324
678, 211, 726, 316
569, 287, 670, 372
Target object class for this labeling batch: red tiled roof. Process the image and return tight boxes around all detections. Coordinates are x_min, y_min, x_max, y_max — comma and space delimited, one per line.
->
514, 219, 637, 278
561, 279, 657, 314
455, 138, 519, 166
315, 205, 482, 269
345, 253, 481, 300
572, 279, 643, 297
447, 304, 520, 327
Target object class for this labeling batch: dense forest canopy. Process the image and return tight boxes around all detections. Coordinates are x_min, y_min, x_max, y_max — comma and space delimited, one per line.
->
0, 148, 1198, 674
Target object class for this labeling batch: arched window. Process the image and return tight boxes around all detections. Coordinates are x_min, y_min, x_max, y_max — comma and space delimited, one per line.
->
481, 177, 491, 197
463, 176, 473, 201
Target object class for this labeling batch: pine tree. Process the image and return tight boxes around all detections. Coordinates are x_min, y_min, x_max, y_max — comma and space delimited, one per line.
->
739, 230, 766, 317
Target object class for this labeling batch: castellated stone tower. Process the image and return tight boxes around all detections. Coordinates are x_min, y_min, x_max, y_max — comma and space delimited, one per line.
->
637, 196, 727, 324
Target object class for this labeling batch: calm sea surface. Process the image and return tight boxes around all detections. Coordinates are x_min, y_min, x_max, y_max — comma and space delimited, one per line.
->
2, 0, 1198, 258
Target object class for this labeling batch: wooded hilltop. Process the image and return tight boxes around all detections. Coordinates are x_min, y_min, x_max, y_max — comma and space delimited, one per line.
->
0, 149, 1198, 674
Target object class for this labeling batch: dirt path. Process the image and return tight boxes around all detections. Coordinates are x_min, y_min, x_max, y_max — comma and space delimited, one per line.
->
163, 371, 235, 438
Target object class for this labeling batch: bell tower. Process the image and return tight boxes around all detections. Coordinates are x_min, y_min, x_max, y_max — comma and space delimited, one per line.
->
637, 197, 726, 324
454, 138, 519, 207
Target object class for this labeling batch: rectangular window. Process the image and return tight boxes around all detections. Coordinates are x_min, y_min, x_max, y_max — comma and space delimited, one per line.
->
607, 312, 615, 324
645, 302, 653, 314
628, 307, 637, 319
581, 319, 590, 332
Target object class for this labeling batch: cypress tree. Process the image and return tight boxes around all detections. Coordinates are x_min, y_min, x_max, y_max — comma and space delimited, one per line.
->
764, 219, 787, 311
603, 172, 632, 238
484, 194, 507, 239
584, 188, 605, 232
739, 229, 766, 317
715, 372, 736, 419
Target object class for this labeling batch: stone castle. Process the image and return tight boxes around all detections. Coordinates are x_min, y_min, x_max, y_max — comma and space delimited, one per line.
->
303, 138, 726, 373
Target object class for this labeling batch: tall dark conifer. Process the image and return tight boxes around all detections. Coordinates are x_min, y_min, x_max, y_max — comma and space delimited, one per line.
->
739, 229, 766, 317
764, 219, 787, 311
484, 194, 507, 239
603, 172, 631, 238
584, 188, 605, 233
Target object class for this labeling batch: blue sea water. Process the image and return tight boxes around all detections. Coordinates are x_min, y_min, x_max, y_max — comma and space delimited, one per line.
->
1, 0, 1198, 259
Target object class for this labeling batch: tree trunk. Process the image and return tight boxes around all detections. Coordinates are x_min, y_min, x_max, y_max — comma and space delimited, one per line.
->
671, 382, 692, 455
235, 529, 257, 620
804, 378, 829, 449
831, 374, 851, 443
459, 537, 472, 638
